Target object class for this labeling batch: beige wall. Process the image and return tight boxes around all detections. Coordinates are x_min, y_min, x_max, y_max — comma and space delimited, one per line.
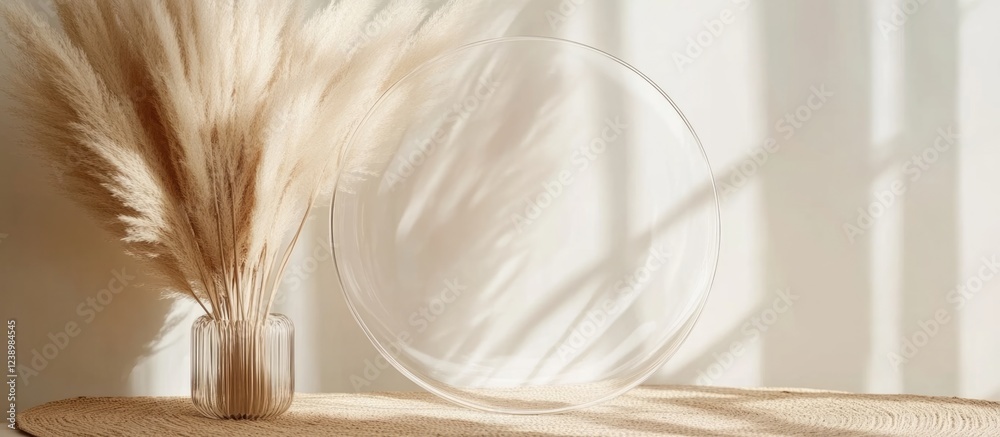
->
2, 0, 999, 414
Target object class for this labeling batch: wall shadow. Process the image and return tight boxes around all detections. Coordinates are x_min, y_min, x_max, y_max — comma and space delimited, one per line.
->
0, 2, 207, 410
757, 0, 873, 391
898, 0, 960, 396
0, 139, 181, 410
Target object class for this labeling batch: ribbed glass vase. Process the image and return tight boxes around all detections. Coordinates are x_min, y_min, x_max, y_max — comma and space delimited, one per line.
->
191, 314, 294, 419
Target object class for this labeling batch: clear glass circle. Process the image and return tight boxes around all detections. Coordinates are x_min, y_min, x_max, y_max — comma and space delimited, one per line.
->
331, 36, 719, 414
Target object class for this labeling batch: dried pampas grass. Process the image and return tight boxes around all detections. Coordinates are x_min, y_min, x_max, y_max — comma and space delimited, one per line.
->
1, 0, 508, 321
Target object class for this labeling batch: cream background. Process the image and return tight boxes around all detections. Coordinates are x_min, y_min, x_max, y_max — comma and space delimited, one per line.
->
2, 0, 999, 416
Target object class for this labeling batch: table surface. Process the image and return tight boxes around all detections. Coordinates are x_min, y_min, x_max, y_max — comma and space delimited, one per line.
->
16, 385, 1000, 436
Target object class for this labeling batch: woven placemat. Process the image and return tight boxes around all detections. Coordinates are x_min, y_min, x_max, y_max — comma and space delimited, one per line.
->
16, 385, 1000, 436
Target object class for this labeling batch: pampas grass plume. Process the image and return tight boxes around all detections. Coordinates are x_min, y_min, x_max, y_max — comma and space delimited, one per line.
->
0, 0, 503, 321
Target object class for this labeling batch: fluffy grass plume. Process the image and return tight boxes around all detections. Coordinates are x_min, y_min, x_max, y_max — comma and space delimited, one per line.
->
1, 0, 508, 321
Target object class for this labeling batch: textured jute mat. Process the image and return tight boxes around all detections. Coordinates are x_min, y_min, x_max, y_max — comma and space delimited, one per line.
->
16, 385, 1000, 436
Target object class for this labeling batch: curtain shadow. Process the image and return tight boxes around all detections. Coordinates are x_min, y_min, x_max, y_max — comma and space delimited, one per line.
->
0, 147, 181, 410
757, 0, 873, 392
0, 8, 184, 409
898, 0, 960, 396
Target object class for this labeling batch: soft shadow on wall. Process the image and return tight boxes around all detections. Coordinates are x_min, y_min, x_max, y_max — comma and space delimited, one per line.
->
755, 0, 963, 396
658, 0, 978, 399
0, 4, 198, 414
0, 98, 191, 412
1, 0, 996, 412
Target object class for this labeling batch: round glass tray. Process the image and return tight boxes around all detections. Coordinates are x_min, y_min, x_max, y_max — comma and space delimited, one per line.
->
331, 36, 719, 414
